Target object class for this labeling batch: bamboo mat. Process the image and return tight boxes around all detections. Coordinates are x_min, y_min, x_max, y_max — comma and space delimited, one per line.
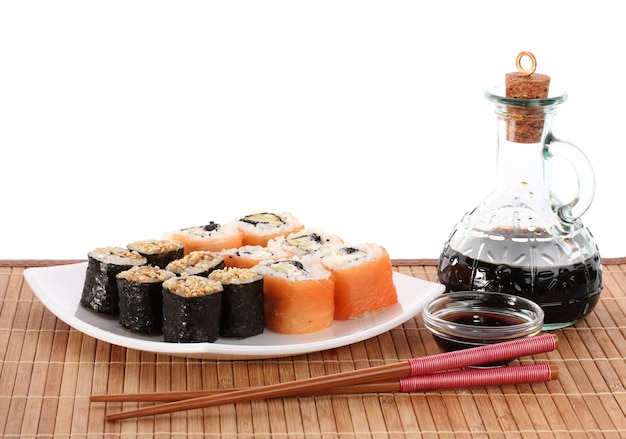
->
2, 259, 626, 438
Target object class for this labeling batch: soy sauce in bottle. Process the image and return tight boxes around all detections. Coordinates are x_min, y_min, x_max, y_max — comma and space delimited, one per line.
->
437, 52, 603, 330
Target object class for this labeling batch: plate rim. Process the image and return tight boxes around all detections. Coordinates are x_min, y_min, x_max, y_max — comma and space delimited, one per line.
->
24, 262, 444, 359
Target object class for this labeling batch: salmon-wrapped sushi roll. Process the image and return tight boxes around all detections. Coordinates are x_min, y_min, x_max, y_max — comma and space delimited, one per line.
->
220, 245, 294, 269
163, 221, 243, 254
270, 227, 344, 256
236, 212, 304, 247
321, 243, 398, 320
253, 257, 334, 334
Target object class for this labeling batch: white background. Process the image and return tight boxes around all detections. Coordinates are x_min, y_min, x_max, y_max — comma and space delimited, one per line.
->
1, 1, 624, 260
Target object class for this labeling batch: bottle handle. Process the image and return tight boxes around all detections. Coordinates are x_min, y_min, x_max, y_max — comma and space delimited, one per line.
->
544, 133, 596, 223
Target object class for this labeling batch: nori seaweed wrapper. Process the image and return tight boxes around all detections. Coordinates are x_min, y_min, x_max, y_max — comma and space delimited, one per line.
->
116, 266, 176, 334
219, 279, 265, 339
117, 278, 164, 333
162, 277, 223, 343
80, 248, 147, 315
127, 240, 185, 269
141, 249, 184, 269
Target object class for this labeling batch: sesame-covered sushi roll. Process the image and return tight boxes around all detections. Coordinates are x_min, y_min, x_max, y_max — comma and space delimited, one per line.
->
270, 228, 344, 256
253, 257, 334, 334
116, 265, 176, 334
127, 239, 185, 268
220, 245, 294, 269
163, 221, 243, 254
81, 247, 147, 315
162, 276, 224, 343
165, 250, 225, 277
236, 212, 304, 247
321, 243, 398, 320
209, 267, 265, 339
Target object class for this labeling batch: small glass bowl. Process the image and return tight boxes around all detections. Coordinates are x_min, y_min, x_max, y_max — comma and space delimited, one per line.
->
422, 291, 544, 365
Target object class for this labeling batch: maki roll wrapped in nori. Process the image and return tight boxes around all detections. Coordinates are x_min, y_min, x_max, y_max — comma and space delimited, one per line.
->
116, 265, 176, 334
127, 239, 184, 268
81, 247, 147, 315
162, 276, 223, 343
165, 250, 225, 277
209, 267, 265, 339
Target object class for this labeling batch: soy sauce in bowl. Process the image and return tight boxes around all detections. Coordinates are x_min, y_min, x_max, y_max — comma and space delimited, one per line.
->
422, 291, 544, 367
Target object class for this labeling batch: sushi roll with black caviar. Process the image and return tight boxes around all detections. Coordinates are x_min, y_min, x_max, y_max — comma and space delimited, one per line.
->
253, 257, 335, 334
165, 250, 225, 277
126, 239, 184, 269
235, 212, 304, 246
270, 227, 344, 256
163, 221, 244, 254
220, 244, 295, 269
81, 247, 147, 315
209, 267, 265, 339
320, 243, 398, 320
116, 265, 176, 334
161, 276, 223, 343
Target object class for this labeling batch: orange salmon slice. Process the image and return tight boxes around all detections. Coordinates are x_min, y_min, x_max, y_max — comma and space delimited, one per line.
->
262, 276, 334, 334
326, 249, 398, 320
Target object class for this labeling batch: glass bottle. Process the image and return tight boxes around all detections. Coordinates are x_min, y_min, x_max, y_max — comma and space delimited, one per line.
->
437, 84, 603, 330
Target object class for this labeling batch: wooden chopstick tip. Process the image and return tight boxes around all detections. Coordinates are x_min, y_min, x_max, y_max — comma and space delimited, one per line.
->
549, 363, 559, 380
549, 333, 559, 350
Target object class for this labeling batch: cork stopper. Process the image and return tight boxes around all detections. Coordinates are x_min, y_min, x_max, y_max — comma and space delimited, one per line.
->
504, 52, 551, 143
505, 52, 550, 99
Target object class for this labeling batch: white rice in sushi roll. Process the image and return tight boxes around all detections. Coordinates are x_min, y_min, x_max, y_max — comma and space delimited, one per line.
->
235, 211, 304, 246
269, 227, 344, 256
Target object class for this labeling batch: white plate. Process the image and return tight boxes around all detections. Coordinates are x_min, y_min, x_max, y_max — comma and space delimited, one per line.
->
24, 262, 445, 360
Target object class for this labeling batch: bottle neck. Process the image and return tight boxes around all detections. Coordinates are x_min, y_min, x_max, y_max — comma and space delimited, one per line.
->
492, 105, 556, 199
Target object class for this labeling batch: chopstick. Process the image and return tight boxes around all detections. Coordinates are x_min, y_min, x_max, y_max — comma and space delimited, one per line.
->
94, 333, 558, 404
95, 364, 558, 405
93, 380, 398, 403
104, 364, 558, 421
102, 333, 558, 421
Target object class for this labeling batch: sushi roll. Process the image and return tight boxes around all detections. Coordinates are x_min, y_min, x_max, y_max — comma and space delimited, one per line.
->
127, 239, 185, 268
321, 243, 398, 320
236, 212, 304, 247
116, 265, 176, 334
209, 267, 265, 339
220, 245, 294, 269
165, 250, 225, 277
163, 221, 243, 254
162, 276, 224, 343
270, 228, 344, 256
253, 257, 334, 334
81, 247, 147, 315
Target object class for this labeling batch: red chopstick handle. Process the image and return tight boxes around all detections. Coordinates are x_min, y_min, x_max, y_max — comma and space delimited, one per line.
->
399, 363, 556, 392
408, 333, 557, 375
